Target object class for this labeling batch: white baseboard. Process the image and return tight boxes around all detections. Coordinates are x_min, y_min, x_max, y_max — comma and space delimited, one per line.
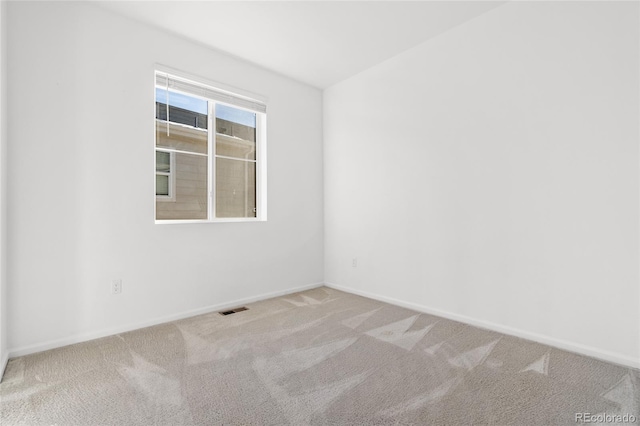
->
8, 282, 323, 359
325, 282, 640, 370
0, 350, 8, 382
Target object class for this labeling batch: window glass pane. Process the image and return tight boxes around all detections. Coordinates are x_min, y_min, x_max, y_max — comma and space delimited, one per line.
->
156, 153, 208, 220
156, 151, 170, 172
216, 105, 256, 160
156, 175, 169, 196
156, 102, 208, 129
216, 158, 256, 218
216, 104, 256, 127
156, 88, 208, 116
156, 120, 208, 155
156, 89, 208, 155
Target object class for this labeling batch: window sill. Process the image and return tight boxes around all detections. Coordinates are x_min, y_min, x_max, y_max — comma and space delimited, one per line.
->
155, 217, 266, 225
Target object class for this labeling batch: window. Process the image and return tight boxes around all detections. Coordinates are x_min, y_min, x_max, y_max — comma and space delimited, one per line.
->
155, 150, 174, 200
154, 71, 266, 222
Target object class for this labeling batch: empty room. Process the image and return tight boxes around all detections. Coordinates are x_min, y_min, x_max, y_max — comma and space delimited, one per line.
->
0, 0, 638, 425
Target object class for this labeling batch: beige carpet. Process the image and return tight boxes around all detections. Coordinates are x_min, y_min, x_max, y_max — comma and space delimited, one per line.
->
1, 287, 638, 425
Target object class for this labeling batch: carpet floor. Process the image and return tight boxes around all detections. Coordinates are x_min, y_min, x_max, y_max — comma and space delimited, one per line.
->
1, 287, 638, 425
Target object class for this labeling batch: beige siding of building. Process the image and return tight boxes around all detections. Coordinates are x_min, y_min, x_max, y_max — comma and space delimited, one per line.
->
156, 122, 208, 220
156, 153, 208, 220
155, 118, 257, 220
216, 154, 256, 218
156, 121, 207, 154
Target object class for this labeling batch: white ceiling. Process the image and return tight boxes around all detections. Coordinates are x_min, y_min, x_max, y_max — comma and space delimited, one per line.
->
96, 1, 506, 89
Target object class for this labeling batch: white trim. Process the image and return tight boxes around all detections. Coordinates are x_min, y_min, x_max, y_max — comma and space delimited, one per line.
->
155, 151, 175, 202
153, 75, 159, 220
208, 101, 215, 220
0, 350, 8, 383
155, 64, 268, 107
8, 282, 324, 359
155, 147, 207, 158
215, 154, 257, 163
325, 282, 640, 370
154, 217, 266, 224
256, 112, 267, 221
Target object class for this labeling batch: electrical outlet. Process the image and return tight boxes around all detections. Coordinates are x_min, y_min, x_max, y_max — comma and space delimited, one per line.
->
111, 279, 122, 295
352, 258, 358, 268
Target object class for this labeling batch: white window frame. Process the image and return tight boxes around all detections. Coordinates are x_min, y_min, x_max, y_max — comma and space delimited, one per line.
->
154, 66, 267, 224
155, 150, 176, 202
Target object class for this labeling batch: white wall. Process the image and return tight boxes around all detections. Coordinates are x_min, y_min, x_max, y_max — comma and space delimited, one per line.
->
0, 0, 7, 375
325, 1, 639, 367
7, 2, 323, 353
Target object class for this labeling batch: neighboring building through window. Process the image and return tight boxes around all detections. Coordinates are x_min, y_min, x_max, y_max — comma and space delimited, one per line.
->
154, 71, 266, 222
155, 151, 174, 200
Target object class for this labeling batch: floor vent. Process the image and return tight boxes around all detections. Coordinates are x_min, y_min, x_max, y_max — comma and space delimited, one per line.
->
219, 307, 248, 316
